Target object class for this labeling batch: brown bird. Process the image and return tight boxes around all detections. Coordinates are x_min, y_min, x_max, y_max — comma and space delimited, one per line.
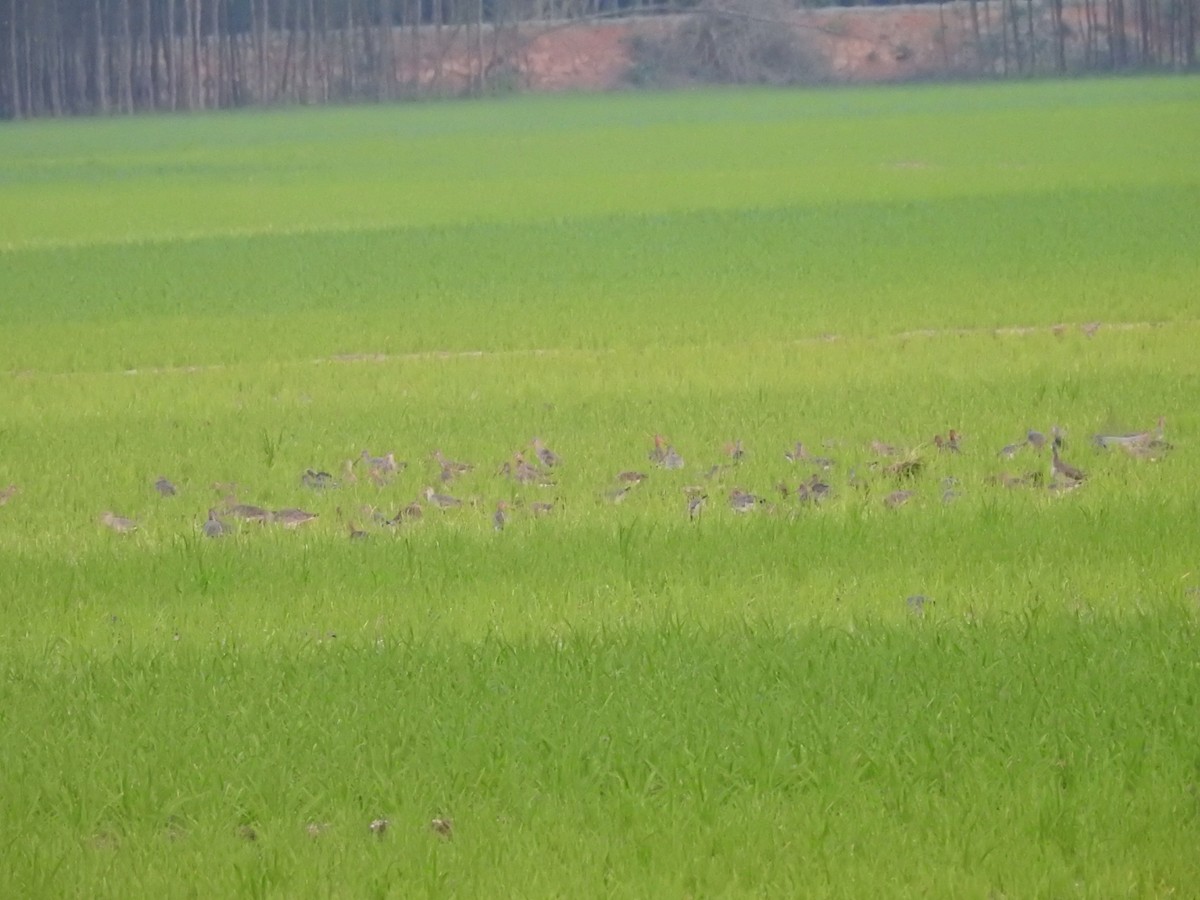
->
386, 501, 424, 526
100, 511, 138, 534
616, 471, 648, 484
224, 502, 272, 523
423, 486, 462, 509
430, 818, 453, 839
1050, 442, 1086, 484
649, 435, 685, 470
433, 450, 473, 477
933, 430, 961, 454
870, 440, 899, 457
785, 442, 834, 469
348, 521, 368, 540
723, 440, 745, 461
493, 500, 509, 532
883, 490, 913, 509
884, 456, 923, 480
153, 476, 177, 497
274, 508, 318, 528
0, 484, 18, 506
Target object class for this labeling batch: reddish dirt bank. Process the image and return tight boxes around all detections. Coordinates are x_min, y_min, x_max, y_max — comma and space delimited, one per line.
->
465, 5, 986, 93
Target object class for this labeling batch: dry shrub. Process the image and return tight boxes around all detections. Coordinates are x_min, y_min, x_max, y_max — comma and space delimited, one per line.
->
629, 0, 823, 87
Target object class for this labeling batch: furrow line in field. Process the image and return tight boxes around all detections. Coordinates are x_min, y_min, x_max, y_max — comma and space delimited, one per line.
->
4, 320, 1190, 380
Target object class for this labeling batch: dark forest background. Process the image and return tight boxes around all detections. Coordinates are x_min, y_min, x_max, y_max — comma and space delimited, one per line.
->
1, 0, 1196, 118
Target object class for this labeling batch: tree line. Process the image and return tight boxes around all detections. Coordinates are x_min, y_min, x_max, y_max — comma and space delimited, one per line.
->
0, 0, 1195, 119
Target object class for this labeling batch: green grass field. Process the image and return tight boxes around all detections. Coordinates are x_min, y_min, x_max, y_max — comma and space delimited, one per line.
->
2, 78, 1200, 896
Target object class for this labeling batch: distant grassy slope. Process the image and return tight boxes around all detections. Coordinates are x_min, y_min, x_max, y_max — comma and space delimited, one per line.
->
1, 79, 1198, 371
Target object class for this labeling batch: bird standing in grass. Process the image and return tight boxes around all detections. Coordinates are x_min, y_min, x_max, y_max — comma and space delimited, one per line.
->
203, 508, 230, 538
493, 501, 509, 532
274, 508, 318, 529
728, 488, 758, 513
224, 501, 271, 523
532, 438, 560, 468
1050, 441, 1086, 485
153, 476, 177, 497
100, 511, 138, 533
424, 486, 462, 509
649, 435, 685, 470
433, 450, 473, 480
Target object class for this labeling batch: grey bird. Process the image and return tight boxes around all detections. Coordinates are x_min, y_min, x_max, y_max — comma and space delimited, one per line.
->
0, 484, 18, 506
531, 438, 560, 468
884, 490, 913, 509
998, 441, 1024, 459
361, 450, 401, 474
493, 500, 509, 532
605, 486, 631, 504
203, 508, 230, 538
1026, 429, 1047, 450
649, 435, 685, 470
687, 493, 707, 520
153, 476, 177, 497
728, 488, 758, 513
301, 469, 337, 490
100, 511, 138, 534
617, 471, 648, 484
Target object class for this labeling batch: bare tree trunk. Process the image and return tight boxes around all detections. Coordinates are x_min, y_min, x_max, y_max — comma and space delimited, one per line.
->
280, 0, 297, 100
94, 0, 110, 112
1008, 0, 1023, 72
433, 0, 443, 90
5, 0, 20, 118
967, 0, 982, 71
303, 0, 316, 101
1050, 0, 1066, 71
475, 0, 484, 92
319, 0, 330, 102
118, 0, 134, 110
344, 0, 358, 97
410, 0, 421, 91
1025, 0, 1035, 71
379, 0, 394, 100
166, 0, 178, 108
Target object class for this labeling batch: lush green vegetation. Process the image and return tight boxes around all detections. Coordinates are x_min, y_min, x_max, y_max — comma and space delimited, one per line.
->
2, 79, 1199, 896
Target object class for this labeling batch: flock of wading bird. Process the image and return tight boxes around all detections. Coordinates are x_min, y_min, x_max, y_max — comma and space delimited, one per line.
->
0, 419, 1171, 540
